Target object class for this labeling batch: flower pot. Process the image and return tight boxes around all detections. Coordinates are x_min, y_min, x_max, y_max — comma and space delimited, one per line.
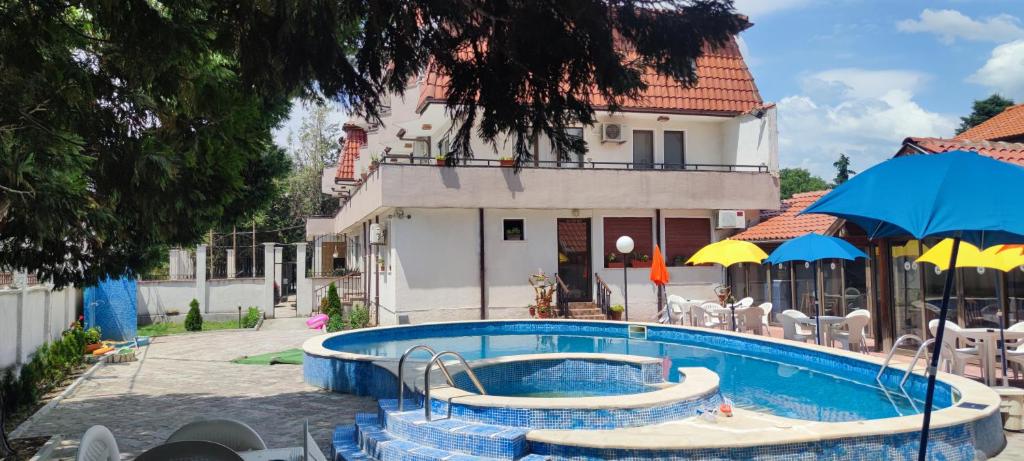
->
528, 306, 536, 317
499, 159, 514, 167
631, 261, 652, 268
608, 310, 623, 321
435, 159, 446, 166
85, 343, 103, 353
607, 262, 625, 268
537, 310, 552, 319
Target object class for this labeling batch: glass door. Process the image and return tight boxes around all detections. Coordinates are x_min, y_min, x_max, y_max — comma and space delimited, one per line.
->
557, 218, 592, 301
632, 130, 654, 170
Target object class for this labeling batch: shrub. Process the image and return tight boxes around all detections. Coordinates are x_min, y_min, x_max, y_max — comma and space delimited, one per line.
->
348, 305, 370, 330
1, 322, 88, 425
326, 316, 347, 333
84, 326, 101, 345
242, 307, 261, 328
324, 283, 344, 332
184, 299, 203, 331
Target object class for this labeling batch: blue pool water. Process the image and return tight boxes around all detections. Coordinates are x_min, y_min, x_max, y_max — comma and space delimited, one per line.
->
326, 329, 933, 422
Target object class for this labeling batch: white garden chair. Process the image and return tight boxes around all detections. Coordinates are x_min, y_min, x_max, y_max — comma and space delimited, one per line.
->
778, 309, 814, 343
758, 302, 774, 336
831, 309, 871, 352
166, 418, 267, 452
76, 425, 119, 461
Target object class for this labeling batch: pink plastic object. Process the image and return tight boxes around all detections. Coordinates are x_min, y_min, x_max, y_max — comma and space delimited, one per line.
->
306, 314, 328, 330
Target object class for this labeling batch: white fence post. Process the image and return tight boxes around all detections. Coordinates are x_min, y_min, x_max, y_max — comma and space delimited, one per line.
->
296, 243, 311, 317
15, 276, 25, 365
263, 243, 275, 318
226, 249, 236, 279
196, 244, 208, 313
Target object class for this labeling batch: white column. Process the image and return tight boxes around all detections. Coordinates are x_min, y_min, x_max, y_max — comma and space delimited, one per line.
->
168, 248, 179, 279
15, 273, 25, 365
263, 243, 276, 318
226, 249, 236, 279
296, 243, 312, 316
196, 244, 208, 313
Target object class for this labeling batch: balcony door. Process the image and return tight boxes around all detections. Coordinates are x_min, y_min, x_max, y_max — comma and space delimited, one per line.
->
633, 130, 654, 170
664, 131, 685, 170
557, 218, 592, 302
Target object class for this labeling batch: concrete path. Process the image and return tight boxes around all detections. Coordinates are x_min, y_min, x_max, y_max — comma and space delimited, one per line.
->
15, 319, 376, 458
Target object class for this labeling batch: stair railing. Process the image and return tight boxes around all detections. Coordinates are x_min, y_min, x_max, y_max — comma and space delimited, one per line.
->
594, 273, 612, 316
554, 274, 570, 318
423, 351, 486, 421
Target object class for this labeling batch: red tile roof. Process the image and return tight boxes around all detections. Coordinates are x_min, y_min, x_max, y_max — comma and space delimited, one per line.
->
955, 104, 1024, 142
335, 124, 367, 181
417, 37, 762, 116
732, 190, 835, 242
902, 137, 1024, 166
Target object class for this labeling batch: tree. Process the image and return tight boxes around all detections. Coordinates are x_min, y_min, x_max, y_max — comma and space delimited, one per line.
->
185, 299, 203, 332
956, 94, 1015, 135
2, 1, 746, 288
780, 168, 829, 199
832, 154, 856, 185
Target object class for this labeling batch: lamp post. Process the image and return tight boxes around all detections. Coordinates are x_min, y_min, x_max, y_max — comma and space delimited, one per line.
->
616, 236, 635, 321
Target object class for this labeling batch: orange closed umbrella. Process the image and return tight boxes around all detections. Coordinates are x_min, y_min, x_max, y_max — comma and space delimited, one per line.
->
649, 245, 670, 286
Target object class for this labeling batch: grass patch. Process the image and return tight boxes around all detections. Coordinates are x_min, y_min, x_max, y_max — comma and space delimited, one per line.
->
137, 319, 245, 337
232, 348, 304, 365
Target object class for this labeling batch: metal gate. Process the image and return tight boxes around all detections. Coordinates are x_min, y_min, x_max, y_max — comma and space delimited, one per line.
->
274, 244, 297, 303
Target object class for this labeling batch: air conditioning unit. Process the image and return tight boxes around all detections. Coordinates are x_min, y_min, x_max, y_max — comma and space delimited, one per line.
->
601, 123, 627, 143
369, 223, 386, 245
717, 210, 747, 229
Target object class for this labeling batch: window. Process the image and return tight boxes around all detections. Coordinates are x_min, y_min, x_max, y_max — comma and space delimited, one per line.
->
664, 131, 685, 169
632, 130, 654, 170
560, 127, 585, 168
664, 218, 711, 266
503, 219, 525, 241
437, 134, 451, 157
603, 217, 653, 267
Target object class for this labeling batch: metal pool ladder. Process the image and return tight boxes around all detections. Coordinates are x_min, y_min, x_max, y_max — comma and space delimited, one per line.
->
397, 345, 453, 411
874, 334, 958, 415
423, 351, 487, 421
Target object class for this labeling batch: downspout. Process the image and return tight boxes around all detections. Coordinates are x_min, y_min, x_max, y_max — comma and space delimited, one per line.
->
363, 221, 369, 308
374, 215, 380, 322
655, 209, 663, 314
479, 208, 487, 319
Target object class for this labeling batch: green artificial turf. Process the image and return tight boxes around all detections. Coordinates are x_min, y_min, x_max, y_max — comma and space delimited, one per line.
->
231, 348, 304, 365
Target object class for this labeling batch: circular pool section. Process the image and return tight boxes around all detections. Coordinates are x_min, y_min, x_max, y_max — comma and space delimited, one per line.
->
450, 354, 663, 398
315, 320, 940, 422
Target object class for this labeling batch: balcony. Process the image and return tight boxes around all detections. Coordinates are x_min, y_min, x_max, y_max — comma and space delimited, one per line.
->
329, 155, 779, 232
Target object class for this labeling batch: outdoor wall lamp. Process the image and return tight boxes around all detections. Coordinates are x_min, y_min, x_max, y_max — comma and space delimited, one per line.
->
616, 235, 635, 321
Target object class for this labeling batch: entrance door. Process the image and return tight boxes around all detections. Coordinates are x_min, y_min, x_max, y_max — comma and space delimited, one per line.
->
557, 218, 592, 302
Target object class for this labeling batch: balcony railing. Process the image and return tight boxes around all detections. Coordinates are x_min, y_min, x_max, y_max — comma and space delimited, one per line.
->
379, 154, 769, 173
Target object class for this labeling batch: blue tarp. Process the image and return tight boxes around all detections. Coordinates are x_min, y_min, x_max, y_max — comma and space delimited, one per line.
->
84, 277, 137, 341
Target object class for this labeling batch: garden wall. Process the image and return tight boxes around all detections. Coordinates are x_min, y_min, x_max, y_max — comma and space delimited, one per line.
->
0, 284, 79, 370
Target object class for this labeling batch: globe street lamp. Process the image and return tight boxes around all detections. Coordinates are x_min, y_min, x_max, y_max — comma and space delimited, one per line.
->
616, 235, 634, 321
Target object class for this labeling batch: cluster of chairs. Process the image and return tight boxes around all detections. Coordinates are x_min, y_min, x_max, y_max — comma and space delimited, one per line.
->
663, 295, 773, 336
777, 309, 871, 352
76, 419, 326, 461
927, 318, 1024, 378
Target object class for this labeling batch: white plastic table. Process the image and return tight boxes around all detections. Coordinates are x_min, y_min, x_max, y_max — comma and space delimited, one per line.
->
797, 315, 845, 346
957, 328, 1024, 386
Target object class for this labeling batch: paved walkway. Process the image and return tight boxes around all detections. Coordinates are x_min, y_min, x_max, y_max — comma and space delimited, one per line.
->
15, 319, 376, 458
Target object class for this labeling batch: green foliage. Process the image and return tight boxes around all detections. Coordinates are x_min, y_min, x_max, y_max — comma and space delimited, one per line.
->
326, 316, 347, 333
832, 154, 856, 185
324, 282, 346, 332
84, 327, 102, 345
957, 94, 1015, 135
1, 323, 87, 426
2, 2, 744, 286
609, 304, 625, 313
185, 299, 203, 332
348, 306, 371, 330
780, 168, 829, 199
242, 307, 262, 328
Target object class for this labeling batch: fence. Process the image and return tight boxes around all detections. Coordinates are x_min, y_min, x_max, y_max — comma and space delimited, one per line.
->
0, 282, 79, 370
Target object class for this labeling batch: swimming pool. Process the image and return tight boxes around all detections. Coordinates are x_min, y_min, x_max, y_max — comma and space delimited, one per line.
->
307, 320, 1004, 460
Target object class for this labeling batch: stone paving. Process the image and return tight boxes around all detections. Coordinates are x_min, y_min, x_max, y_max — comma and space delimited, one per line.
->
12, 319, 1024, 459
15, 319, 376, 458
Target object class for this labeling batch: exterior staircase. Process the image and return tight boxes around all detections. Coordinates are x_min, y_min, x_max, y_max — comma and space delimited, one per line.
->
566, 302, 606, 320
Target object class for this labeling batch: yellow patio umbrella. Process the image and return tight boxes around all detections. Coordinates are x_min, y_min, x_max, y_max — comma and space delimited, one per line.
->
916, 239, 1024, 272
891, 239, 927, 259
685, 239, 768, 267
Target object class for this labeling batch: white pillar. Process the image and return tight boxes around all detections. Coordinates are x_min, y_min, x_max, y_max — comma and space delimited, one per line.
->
168, 248, 179, 279
15, 272, 25, 364
263, 243, 276, 318
196, 244, 208, 313
313, 239, 323, 276
226, 249, 236, 279
296, 243, 312, 316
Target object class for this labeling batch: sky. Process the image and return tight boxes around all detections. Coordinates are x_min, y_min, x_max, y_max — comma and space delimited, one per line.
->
273, 1, 1024, 179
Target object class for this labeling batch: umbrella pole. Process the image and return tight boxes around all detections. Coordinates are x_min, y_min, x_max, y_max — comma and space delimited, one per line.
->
918, 237, 961, 461
997, 271, 1009, 388
815, 260, 822, 345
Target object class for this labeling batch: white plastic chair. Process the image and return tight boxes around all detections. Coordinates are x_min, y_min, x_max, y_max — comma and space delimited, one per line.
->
757, 302, 774, 336
76, 425, 119, 461
736, 307, 764, 335
1000, 322, 1024, 379
928, 319, 979, 376
166, 418, 267, 452
691, 303, 724, 329
666, 295, 690, 325
778, 309, 814, 343
304, 419, 328, 461
736, 297, 754, 308
136, 441, 244, 461
831, 309, 871, 352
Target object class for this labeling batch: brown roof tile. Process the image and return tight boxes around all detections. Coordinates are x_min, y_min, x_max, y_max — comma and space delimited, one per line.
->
335, 124, 367, 181
955, 104, 1024, 142
903, 137, 1024, 166
732, 190, 836, 242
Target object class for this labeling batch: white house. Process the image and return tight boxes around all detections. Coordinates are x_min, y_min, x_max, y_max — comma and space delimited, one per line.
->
306, 34, 779, 325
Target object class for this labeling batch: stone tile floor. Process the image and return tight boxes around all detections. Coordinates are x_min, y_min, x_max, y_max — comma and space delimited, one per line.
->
12, 319, 1024, 459
15, 318, 376, 458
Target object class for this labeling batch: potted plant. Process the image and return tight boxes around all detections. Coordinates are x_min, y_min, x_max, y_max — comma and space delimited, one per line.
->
435, 155, 447, 166
608, 304, 624, 321
83, 327, 103, 353
360, 168, 369, 180
672, 255, 687, 267
606, 252, 624, 268
499, 156, 514, 167
536, 304, 553, 318
368, 155, 380, 171
631, 253, 652, 268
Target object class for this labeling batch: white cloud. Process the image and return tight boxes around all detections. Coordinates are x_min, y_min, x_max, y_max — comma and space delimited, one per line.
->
777, 69, 957, 178
897, 9, 1024, 44
733, 0, 809, 19
968, 40, 1024, 99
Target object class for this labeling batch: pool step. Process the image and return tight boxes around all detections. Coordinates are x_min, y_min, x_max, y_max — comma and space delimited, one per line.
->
567, 302, 606, 320
333, 426, 372, 461
377, 399, 530, 460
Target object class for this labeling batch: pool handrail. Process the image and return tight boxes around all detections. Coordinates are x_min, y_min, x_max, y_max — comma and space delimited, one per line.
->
423, 351, 486, 421
397, 345, 453, 411
876, 334, 923, 381
900, 338, 958, 389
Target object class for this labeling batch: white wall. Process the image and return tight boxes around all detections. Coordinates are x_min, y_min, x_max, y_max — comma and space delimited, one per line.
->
208, 278, 265, 313
0, 285, 78, 370
484, 209, 562, 313
137, 280, 195, 318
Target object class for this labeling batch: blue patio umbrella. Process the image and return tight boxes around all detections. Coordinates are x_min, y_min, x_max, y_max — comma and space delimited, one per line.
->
801, 150, 1024, 461
766, 233, 868, 344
